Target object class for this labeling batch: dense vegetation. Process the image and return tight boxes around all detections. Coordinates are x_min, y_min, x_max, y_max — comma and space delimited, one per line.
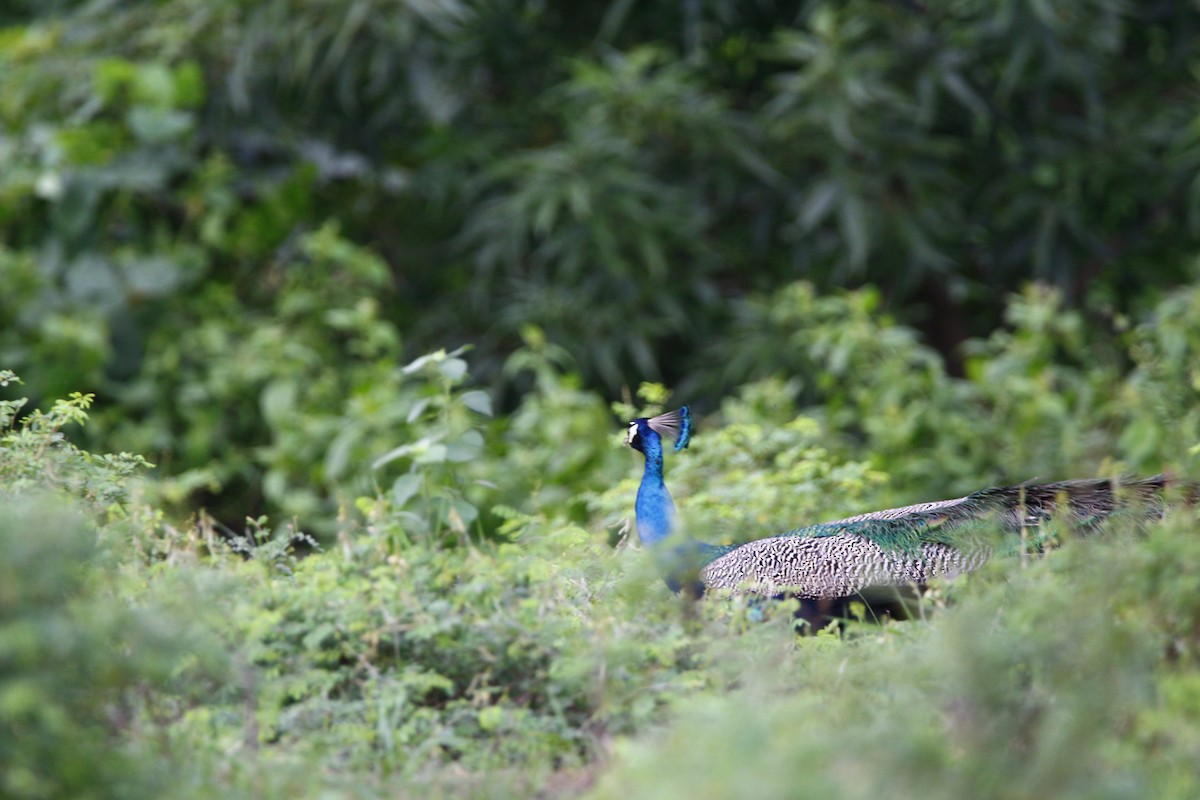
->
3, 1, 1200, 798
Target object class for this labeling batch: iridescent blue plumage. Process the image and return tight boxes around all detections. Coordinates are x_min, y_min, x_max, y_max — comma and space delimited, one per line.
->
626, 407, 732, 594
628, 418, 674, 546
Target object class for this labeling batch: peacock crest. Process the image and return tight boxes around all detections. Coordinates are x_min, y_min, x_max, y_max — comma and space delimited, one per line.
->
626, 406, 692, 453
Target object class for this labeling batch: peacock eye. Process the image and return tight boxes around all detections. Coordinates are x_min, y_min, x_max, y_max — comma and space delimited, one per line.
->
626, 422, 639, 446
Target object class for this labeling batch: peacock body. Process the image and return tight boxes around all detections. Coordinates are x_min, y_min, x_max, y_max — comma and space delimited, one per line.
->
626, 406, 1168, 617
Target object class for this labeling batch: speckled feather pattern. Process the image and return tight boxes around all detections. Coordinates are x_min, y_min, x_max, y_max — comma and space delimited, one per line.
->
806, 478, 1166, 535
701, 534, 990, 597
830, 496, 972, 524
697, 477, 1168, 598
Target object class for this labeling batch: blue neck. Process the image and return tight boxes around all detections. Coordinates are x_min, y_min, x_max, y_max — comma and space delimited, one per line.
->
634, 432, 676, 547
632, 427, 731, 596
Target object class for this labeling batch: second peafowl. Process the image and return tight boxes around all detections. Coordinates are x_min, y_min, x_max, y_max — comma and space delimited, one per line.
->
626, 406, 1171, 624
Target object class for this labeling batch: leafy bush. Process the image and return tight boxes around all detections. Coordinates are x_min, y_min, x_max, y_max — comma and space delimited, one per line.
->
6, 2, 1200, 796
0, 495, 229, 800
4, 293, 1200, 799
0, 370, 150, 512
198, 518, 693, 777
708, 280, 1200, 509
591, 512, 1200, 800
6, 0, 1200, 489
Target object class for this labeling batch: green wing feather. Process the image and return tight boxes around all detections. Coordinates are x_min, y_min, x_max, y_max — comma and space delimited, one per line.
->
785, 476, 1169, 549
698, 476, 1173, 599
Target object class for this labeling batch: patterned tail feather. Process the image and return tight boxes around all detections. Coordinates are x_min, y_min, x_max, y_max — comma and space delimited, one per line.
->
970, 475, 1171, 529
830, 475, 1174, 536
699, 474, 1184, 599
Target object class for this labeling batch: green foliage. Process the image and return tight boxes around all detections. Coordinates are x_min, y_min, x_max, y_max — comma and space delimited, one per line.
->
495, 328, 627, 521
0, 498, 224, 800
591, 513, 1200, 800
3, 303, 1200, 798
1118, 284, 1200, 468
199, 516, 715, 780
5, 2, 1200, 797
0, 370, 151, 512
710, 280, 1200, 507
5, 0, 1200, 441
54, 223, 499, 537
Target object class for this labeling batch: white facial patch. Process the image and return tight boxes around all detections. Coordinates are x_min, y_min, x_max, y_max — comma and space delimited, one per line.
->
626, 422, 638, 445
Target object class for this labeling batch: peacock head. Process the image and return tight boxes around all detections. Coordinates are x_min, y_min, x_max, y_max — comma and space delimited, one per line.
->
625, 406, 691, 454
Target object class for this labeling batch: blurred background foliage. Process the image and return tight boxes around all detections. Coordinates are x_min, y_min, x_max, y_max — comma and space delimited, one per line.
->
4, 1, 1200, 797
5, 0, 1200, 526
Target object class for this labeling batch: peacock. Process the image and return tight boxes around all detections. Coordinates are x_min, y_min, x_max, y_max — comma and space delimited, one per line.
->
626, 406, 1172, 625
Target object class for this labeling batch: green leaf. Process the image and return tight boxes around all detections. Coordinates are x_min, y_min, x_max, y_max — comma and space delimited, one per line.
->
839, 193, 869, 269
478, 705, 503, 732
260, 380, 297, 425
799, 181, 840, 231
391, 473, 423, 507
132, 63, 176, 107
406, 397, 432, 424
126, 106, 193, 144
172, 60, 206, 108
402, 351, 441, 373
438, 357, 468, 382
93, 58, 137, 104
445, 430, 484, 463
302, 623, 335, 651
372, 444, 413, 470
460, 390, 492, 416
325, 427, 359, 479
414, 443, 447, 465
445, 498, 478, 533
